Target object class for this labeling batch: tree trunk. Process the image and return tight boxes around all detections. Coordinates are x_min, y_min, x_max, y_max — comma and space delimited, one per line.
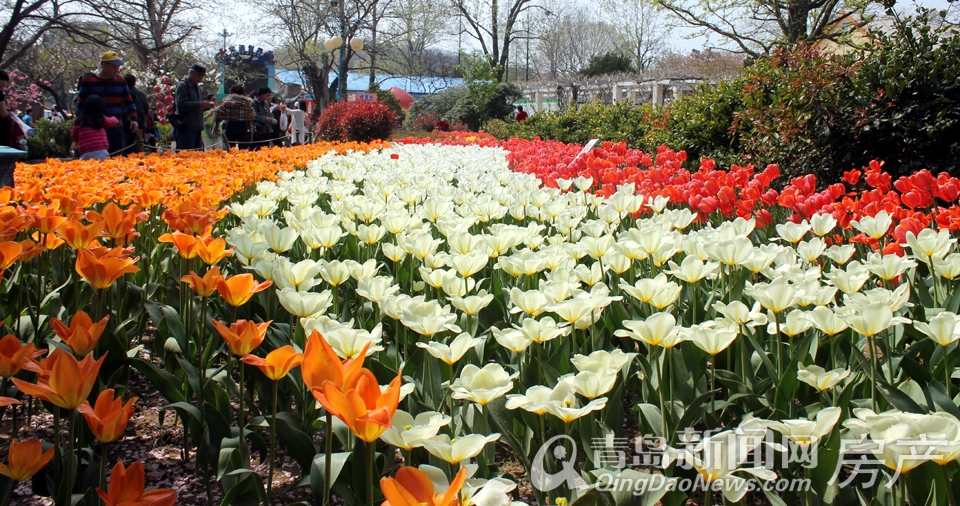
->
368, 2, 377, 89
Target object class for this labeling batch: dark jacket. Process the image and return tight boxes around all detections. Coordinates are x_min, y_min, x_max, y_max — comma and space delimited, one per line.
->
252, 98, 272, 138
174, 78, 205, 131
129, 87, 150, 130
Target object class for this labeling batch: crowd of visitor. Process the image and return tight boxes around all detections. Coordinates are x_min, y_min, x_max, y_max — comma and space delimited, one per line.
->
0, 49, 316, 162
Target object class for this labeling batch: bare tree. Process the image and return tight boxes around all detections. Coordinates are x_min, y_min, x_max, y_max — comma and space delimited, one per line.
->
376, 0, 451, 78
266, 0, 378, 113
650, 47, 745, 79
12, 28, 101, 109
0, 0, 84, 69
602, 0, 669, 73
453, 0, 549, 81
654, 0, 876, 57
77, 0, 203, 75
533, 9, 619, 79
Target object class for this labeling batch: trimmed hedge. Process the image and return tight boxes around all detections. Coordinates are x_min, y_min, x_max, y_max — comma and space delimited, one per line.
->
316, 100, 398, 142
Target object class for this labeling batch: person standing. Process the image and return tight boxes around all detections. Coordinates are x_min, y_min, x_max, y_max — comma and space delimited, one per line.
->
123, 74, 150, 153
251, 87, 276, 150
271, 99, 289, 147
71, 95, 118, 161
212, 84, 254, 150
287, 101, 307, 146
173, 63, 215, 151
49, 106, 65, 123
0, 70, 19, 188
0, 70, 12, 149
75, 51, 139, 156
515, 105, 528, 122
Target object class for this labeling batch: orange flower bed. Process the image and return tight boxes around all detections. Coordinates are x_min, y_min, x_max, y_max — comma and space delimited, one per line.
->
12, 141, 388, 208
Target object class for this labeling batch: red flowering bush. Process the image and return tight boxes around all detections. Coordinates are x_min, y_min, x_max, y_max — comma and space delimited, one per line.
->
316, 100, 398, 142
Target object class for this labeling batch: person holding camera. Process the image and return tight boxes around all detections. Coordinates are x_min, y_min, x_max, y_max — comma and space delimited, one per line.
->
173, 63, 215, 151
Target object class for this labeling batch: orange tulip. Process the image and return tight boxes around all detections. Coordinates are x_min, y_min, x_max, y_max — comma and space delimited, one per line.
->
134, 190, 165, 208
86, 202, 142, 243
31, 229, 66, 250
381, 466, 467, 506
0, 240, 22, 271
0, 396, 21, 407
181, 267, 223, 297
301, 330, 368, 391
195, 235, 235, 265
0, 438, 55, 481
50, 311, 109, 356
241, 345, 303, 381
0, 334, 43, 378
12, 350, 106, 409
162, 200, 220, 235
97, 461, 177, 506
158, 231, 200, 259
55, 216, 105, 250
30, 205, 67, 235
76, 247, 140, 290
212, 319, 271, 356
18, 239, 43, 262
216, 273, 271, 307
312, 369, 402, 443
22, 347, 65, 381
78, 389, 137, 443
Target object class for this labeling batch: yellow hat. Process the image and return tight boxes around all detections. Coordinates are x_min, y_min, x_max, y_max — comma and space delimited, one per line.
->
101, 51, 124, 66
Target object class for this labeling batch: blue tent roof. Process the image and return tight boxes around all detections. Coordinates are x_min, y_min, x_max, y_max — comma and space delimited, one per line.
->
273, 69, 462, 97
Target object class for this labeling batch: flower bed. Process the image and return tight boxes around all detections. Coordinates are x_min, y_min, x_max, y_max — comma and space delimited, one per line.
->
1, 140, 959, 506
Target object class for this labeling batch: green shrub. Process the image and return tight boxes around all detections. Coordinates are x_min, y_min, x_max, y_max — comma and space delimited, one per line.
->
30, 119, 72, 158
647, 78, 746, 167
26, 137, 67, 160
481, 118, 536, 140
406, 87, 468, 128
446, 82, 524, 131
851, 11, 960, 179
731, 46, 863, 182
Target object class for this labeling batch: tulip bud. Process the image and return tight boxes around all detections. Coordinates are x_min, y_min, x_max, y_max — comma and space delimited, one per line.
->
164, 337, 182, 354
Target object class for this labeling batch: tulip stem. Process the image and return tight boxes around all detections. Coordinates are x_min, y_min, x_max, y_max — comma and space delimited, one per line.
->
99, 443, 110, 505
323, 412, 333, 506
886, 329, 896, 386
267, 380, 278, 505
63, 410, 76, 506
197, 295, 208, 379
366, 441, 375, 506
52, 407, 61, 490
238, 357, 249, 467
0, 479, 13, 506
868, 335, 878, 412
96, 288, 107, 328
710, 357, 716, 419
773, 314, 782, 381
654, 346, 668, 444
932, 260, 941, 306
945, 351, 952, 400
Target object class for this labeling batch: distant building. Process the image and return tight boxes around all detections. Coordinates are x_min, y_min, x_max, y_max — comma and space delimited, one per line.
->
216, 46, 276, 99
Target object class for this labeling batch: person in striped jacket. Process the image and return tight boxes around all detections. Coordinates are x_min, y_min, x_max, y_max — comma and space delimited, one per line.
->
75, 51, 139, 157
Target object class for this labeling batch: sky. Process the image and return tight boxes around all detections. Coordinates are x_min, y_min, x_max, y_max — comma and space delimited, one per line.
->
208, 0, 956, 66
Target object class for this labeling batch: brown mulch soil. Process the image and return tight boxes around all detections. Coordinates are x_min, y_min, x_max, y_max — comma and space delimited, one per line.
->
3, 363, 312, 505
